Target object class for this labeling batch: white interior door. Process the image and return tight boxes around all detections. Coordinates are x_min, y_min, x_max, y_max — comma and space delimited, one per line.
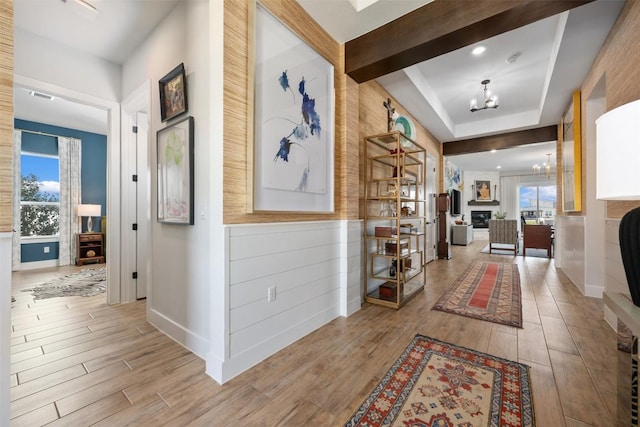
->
121, 111, 149, 300
425, 154, 437, 263
120, 82, 150, 302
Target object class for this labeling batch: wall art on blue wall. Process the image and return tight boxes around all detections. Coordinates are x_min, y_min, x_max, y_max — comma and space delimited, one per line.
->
252, 3, 335, 212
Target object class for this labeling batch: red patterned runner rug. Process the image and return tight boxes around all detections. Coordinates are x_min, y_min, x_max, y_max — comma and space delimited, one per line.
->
344, 335, 534, 427
432, 261, 522, 328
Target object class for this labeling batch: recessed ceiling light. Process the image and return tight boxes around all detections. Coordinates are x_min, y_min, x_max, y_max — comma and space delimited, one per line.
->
472, 46, 486, 56
496, 165, 502, 169
491, 149, 497, 153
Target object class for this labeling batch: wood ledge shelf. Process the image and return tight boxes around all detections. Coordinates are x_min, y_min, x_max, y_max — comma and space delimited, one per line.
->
468, 200, 500, 206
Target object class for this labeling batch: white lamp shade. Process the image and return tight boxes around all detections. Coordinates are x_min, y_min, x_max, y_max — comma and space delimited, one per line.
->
77, 204, 101, 217
596, 99, 640, 200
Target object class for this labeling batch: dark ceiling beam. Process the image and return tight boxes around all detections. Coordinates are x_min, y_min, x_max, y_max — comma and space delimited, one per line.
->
442, 126, 557, 156
345, 0, 594, 83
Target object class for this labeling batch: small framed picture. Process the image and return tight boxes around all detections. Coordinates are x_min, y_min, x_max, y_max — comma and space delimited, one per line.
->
475, 180, 491, 201
159, 63, 188, 122
157, 116, 194, 225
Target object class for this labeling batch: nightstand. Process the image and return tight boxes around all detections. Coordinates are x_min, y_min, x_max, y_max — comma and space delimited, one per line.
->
76, 233, 105, 266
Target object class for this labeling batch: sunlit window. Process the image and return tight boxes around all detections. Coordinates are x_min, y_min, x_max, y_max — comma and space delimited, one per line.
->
20, 153, 60, 237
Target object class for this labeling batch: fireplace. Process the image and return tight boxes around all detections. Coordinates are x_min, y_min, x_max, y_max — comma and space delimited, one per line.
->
471, 210, 492, 229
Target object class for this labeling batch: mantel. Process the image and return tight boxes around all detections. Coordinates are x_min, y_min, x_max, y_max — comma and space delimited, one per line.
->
468, 200, 500, 206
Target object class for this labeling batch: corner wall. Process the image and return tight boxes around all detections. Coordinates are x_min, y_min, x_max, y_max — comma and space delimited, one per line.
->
122, 0, 211, 357
0, 0, 13, 423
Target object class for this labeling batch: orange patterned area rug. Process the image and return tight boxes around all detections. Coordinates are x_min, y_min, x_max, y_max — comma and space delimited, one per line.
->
344, 335, 534, 427
432, 261, 522, 328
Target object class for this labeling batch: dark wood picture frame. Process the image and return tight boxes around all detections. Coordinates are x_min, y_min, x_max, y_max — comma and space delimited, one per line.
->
159, 63, 188, 122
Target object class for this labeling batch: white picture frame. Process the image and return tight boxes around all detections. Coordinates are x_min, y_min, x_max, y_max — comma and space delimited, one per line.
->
252, 3, 335, 212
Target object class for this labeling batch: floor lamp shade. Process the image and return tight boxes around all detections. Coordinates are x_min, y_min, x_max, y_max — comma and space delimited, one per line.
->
595, 99, 640, 200
77, 204, 101, 232
596, 99, 640, 306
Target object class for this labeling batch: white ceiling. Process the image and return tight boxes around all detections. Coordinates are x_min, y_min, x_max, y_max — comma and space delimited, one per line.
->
13, 0, 625, 172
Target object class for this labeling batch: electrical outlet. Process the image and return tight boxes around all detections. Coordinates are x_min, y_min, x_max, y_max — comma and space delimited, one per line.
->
43, 246, 50, 253
267, 286, 276, 302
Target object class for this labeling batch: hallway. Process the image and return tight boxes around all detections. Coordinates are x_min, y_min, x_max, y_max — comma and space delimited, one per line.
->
10, 241, 626, 425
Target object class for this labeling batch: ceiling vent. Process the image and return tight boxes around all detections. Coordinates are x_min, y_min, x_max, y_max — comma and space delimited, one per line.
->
29, 91, 55, 101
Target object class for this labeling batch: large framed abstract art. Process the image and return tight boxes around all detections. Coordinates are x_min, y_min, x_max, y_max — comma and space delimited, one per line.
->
157, 116, 194, 225
251, 2, 335, 212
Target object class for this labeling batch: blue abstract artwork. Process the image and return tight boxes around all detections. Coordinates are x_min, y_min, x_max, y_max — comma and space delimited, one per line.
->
253, 4, 334, 212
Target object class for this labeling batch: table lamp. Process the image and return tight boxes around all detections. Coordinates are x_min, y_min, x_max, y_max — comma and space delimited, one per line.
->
596, 99, 640, 306
77, 204, 101, 233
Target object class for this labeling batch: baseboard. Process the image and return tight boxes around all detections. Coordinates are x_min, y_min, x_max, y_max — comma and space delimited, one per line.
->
206, 304, 339, 384
584, 284, 604, 299
603, 305, 617, 331
345, 296, 361, 317
17, 259, 60, 271
147, 308, 208, 360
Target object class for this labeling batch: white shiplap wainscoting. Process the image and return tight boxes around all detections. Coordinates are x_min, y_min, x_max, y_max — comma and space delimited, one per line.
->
604, 219, 631, 330
220, 220, 362, 382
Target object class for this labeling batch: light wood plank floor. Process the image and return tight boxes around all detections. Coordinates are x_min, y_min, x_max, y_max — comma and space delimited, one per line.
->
10, 241, 630, 426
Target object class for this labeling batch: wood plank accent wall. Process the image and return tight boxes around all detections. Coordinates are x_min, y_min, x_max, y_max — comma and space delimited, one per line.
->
580, 1, 640, 219
358, 81, 441, 217
223, 0, 352, 224
0, 0, 13, 232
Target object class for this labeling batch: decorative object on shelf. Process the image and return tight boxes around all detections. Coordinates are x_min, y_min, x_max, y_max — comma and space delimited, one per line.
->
86, 250, 96, 258
596, 99, 640, 306
393, 115, 417, 146
383, 98, 398, 132
251, 3, 334, 213
474, 179, 491, 201
159, 63, 187, 122
77, 204, 101, 233
157, 116, 194, 225
494, 211, 507, 219
562, 90, 582, 211
469, 79, 499, 112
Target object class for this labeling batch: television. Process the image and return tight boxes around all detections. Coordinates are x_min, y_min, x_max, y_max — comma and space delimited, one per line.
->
450, 189, 461, 216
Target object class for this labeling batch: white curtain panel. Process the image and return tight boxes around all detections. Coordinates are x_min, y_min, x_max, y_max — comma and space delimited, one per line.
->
12, 131, 22, 270
58, 137, 82, 266
500, 175, 520, 224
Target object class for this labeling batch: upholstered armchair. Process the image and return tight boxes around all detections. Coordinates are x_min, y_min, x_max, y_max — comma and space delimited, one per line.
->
488, 219, 519, 254
523, 224, 553, 257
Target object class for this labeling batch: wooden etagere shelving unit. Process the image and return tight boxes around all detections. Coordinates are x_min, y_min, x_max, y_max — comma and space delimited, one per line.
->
364, 131, 427, 309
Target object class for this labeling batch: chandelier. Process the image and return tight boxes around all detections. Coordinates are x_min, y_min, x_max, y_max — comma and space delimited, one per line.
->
533, 153, 553, 179
470, 79, 499, 112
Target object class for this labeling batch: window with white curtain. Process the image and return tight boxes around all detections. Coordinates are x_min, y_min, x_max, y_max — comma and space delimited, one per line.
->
20, 152, 60, 237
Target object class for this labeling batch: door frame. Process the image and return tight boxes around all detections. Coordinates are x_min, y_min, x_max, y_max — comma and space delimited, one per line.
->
14, 74, 123, 304
121, 81, 151, 303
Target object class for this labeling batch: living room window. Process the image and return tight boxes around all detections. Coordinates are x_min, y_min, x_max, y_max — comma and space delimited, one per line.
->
20, 152, 60, 237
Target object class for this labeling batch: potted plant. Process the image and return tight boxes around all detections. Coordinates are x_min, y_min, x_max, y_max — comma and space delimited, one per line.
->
494, 211, 507, 219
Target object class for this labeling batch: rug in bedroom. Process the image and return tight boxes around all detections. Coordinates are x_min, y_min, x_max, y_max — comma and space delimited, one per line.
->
22, 267, 106, 299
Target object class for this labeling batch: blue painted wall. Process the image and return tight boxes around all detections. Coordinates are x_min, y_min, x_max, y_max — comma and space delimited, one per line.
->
16, 119, 107, 263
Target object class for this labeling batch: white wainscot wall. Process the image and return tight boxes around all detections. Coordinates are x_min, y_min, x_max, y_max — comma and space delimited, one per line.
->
556, 215, 585, 294
220, 220, 362, 381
